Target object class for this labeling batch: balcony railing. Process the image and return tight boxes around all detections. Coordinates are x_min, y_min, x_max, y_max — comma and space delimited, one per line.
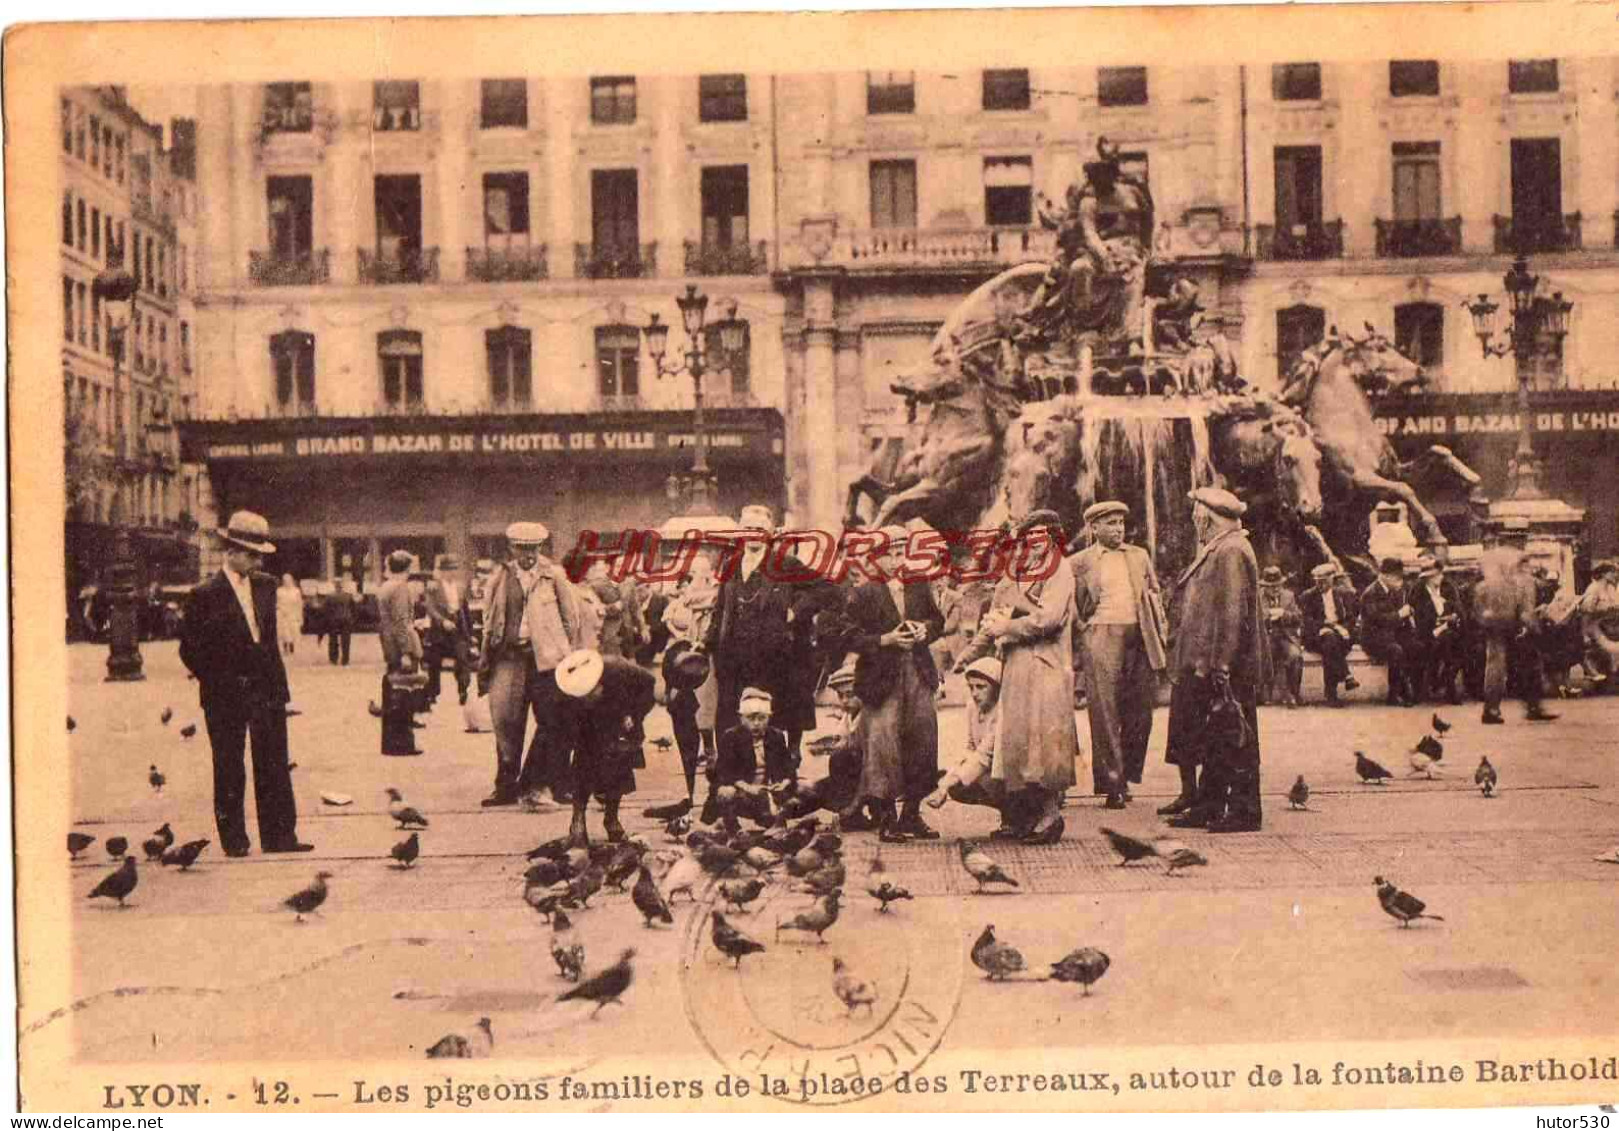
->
594, 394, 645, 412
1253, 220, 1344, 261
262, 106, 314, 134
358, 246, 440, 285
269, 399, 322, 418
683, 240, 768, 276
1493, 213, 1582, 255
465, 244, 549, 282
834, 226, 1055, 269
481, 397, 536, 414
249, 249, 331, 287
576, 242, 658, 280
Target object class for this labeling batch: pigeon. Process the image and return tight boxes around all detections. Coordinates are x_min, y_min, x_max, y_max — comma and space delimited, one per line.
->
556, 948, 636, 1016
179, 723, 197, 739
970, 924, 1025, 981
67, 715, 76, 733
153, 823, 175, 850
105, 836, 128, 859
147, 765, 165, 792
864, 853, 912, 912
661, 852, 704, 903
576, 865, 606, 905
391, 832, 421, 869
1164, 846, 1208, 875
604, 844, 645, 891
160, 707, 173, 726
776, 891, 842, 943
526, 836, 572, 862
663, 813, 692, 841
1416, 734, 1444, 759
831, 956, 878, 1015
524, 883, 564, 923
524, 858, 569, 887
1288, 775, 1311, 811
632, 865, 675, 927
1374, 876, 1444, 928
1355, 751, 1393, 785
718, 877, 765, 913
285, 871, 333, 923
1408, 748, 1443, 780
710, 912, 766, 968
1050, 947, 1111, 996
786, 845, 829, 877
162, 839, 210, 870
385, 788, 429, 829
425, 1018, 493, 1059
798, 860, 847, 896
1101, 827, 1160, 867
698, 841, 745, 877
1475, 756, 1497, 798
743, 847, 782, 873
67, 832, 95, 859
87, 857, 138, 907
959, 841, 1019, 892
1431, 713, 1452, 735
368, 700, 384, 718
550, 912, 586, 982
651, 736, 674, 751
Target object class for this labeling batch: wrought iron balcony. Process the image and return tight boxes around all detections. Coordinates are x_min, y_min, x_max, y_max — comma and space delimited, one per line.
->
575, 242, 658, 280
834, 226, 1055, 269
683, 240, 768, 276
248, 249, 331, 287
1375, 218, 1464, 258
465, 244, 549, 282
358, 246, 440, 285
1492, 213, 1582, 255
1253, 220, 1344, 261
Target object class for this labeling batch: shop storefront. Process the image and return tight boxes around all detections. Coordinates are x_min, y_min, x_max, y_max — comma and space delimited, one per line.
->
179, 408, 786, 585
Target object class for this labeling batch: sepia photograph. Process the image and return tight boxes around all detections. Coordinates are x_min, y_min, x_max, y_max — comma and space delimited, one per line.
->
8, 4, 1619, 1114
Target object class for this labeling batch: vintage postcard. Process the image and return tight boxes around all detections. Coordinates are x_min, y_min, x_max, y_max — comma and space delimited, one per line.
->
9, 3, 1619, 1114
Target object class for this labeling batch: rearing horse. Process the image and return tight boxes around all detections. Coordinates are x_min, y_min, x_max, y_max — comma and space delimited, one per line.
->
1281, 329, 1479, 548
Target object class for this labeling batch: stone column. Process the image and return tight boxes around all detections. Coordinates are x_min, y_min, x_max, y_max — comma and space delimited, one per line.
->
653, 76, 685, 278
1334, 63, 1380, 258
799, 273, 841, 534
324, 82, 362, 285
434, 81, 471, 283
546, 77, 577, 279
1571, 57, 1618, 249
1452, 62, 1497, 255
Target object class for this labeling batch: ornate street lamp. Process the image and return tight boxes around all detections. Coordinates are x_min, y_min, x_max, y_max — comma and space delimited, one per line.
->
1464, 256, 1573, 501
92, 256, 144, 681
644, 285, 745, 519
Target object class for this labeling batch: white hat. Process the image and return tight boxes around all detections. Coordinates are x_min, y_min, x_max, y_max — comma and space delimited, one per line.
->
217, 510, 276, 554
738, 504, 775, 531
556, 649, 605, 698
506, 521, 550, 545
826, 662, 858, 690
962, 656, 1003, 687
738, 687, 774, 714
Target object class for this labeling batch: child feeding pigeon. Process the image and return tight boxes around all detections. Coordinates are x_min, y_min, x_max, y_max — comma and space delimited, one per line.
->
927, 658, 1004, 816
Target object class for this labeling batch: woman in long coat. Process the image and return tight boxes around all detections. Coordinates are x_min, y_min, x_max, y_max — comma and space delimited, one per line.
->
275, 574, 304, 657
957, 511, 1082, 843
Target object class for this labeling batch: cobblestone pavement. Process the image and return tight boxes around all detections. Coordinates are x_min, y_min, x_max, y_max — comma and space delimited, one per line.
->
44, 637, 1619, 1080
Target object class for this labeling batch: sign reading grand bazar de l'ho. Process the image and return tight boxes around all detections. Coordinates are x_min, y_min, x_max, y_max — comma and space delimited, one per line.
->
1372, 392, 1619, 439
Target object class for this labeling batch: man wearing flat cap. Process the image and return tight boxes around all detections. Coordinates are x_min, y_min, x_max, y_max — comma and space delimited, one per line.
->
476, 521, 590, 808
179, 511, 312, 856
1357, 557, 1420, 707
378, 550, 426, 757
1164, 488, 1267, 833
1299, 562, 1360, 706
555, 649, 656, 846
1067, 500, 1167, 810
1259, 566, 1305, 709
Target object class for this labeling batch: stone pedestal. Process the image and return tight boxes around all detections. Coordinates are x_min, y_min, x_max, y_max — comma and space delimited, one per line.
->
1485, 496, 1587, 600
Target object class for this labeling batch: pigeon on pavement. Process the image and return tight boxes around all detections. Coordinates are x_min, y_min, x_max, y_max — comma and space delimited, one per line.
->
1408, 747, 1443, 780
743, 847, 782, 873
661, 852, 704, 903
525, 836, 572, 862
147, 765, 165, 792
718, 877, 765, 913
865, 852, 912, 912
556, 949, 636, 1017
425, 1018, 493, 1059
88, 857, 138, 907
391, 832, 421, 869
604, 844, 645, 891
1374, 876, 1444, 928
143, 836, 168, 861
67, 716, 76, 733
161, 707, 173, 726
632, 865, 675, 927
832, 956, 878, 1015
1050, 947, 1111, 996
1355, 751, 1394, 785
153, 823, 175, 850
1101, 827, 1160, 867
385, 788, 429, 829
1288, 775, 1311, 811
1431, 713, 1452, 735
1475, 756, 1497, 798
970, 925, 1025, 981
179, 723, 197, 739
959, 841, 1019, 892
162, 839, 210, 870
550, 912, 586, 982
285, 871, 333, 923
105, 837, 129, 859
68, 832, 96, 859
710, 912, 765, 968
1160, 843, 1208, 875
1416, 734, 1444, 759
777, 891, 842, 943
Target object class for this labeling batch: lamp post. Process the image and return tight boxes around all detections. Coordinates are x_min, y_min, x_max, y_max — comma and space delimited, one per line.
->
93, 256, 144, 681
644, 285, 745, 518
1464, 256, 1573, 501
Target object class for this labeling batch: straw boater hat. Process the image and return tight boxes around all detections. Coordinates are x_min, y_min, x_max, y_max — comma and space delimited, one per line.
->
556, 649, 605, 698
1310, 563, 1337, 582
962, 656, 1003, 688
217, 510, 276, 555
1084, 501, 1129, 524
1260, 566, 1285, 586
1187, 487, 1246, 518
505, 521, 549, 546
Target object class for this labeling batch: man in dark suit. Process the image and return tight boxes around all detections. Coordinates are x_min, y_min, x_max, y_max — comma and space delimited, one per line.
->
1358, 557, 1420, 706
556, 649, 657, 846
1298, 563, 1360, 706
423, 555, 471, 706
1410, 556, 1464, 704
378, 550, 425, 756
325, 577, 355, 665
179, 511, 312, 857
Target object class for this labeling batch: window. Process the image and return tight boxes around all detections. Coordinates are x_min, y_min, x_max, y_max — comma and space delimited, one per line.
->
263, 82, 314, 132
158, 247, 167, 296
76, 282, 88, 346
1392, 141, 1441, 221
701, 165, 749, 249
180, 244, 188, 291
271, 330, 316, 409
705, 320, 751, 396
378, 330, 423, 408
90, 115, 100, 168
103, 126, 114, 178
374, 174, 423, 258
372, 81, 421, 131
62, 98, 72, 153
1273, 145, 1324, 229
1394, 303, 1443, 371
74, 108, 85, 159
1098, 66, 1148, 107
1508, 59, 1558, 94
596, 326, 641, 398
63, 277, 73, 343
106, 216, 117, 265
486, 326, 532, 406
984, 157, 1033, 226
91, 208, 101, 259
133, 231, 141, 281
114, 134, 124, 184
870, 159, 918, 229
698, 75, 747, 122
267, 175, 315, 263
146, 237, 157, 292
591, 168, 639, 255
159, 323, 168, 373
590, 76, 637, 125
77, 200, 87, 251
1272, 63, 1322, 101
180, 322, 190, 371
62, 194, 72, 246
982, 68, 1031, 111
1276, 305, 1326, 382
482, 172, 530, 246
867, 71, 915, 114
1510, 137, 1563, 251
480, 79, 527, 128
1389, 60, 1439, 97
91, 292, 101, 353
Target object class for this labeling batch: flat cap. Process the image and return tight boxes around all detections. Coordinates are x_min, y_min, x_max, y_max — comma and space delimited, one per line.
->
739, 687, 774, 713
1310, 563, 1338, 581
1016, 508, 1065, 535
506, 521, 550, 545
1084, 501, 1130, 524
1187, 487, 1246, 519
